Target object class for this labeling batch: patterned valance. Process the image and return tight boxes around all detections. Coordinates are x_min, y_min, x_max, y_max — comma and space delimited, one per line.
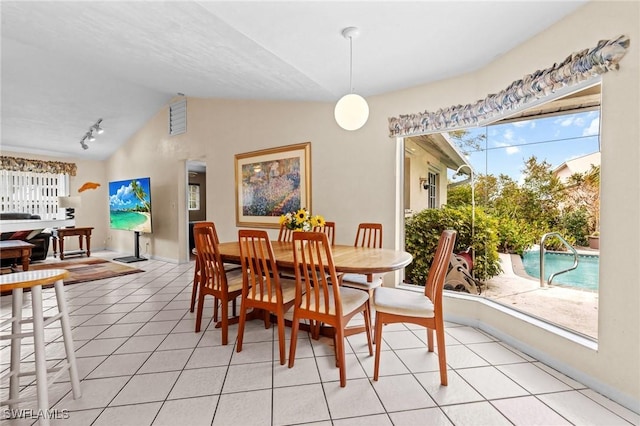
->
389, 35, 630, 137
0, 156, 77, 176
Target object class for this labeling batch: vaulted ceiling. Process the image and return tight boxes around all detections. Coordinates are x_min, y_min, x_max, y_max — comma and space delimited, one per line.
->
1, 1, 587, 160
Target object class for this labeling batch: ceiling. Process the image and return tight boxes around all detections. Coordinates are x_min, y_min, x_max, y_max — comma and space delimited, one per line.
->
1, 1, 587, 160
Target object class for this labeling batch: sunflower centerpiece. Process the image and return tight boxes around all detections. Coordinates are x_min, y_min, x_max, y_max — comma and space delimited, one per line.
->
279, 208, 325, 232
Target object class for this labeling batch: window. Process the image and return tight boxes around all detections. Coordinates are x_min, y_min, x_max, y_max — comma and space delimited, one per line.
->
188, 184, 200, 211
0, 170, 67, 219
427, 172, 438, 208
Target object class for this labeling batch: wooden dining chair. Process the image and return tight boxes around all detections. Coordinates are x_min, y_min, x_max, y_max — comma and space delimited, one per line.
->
373, 229, 457, 385
237, 230, 297, 365
191, 222, 241, 319
190, 222, 212, 313
278, 223, 294, 243
288, 231, 373, 387
313, 221, 336, 245
341, 223, 384, 293
193, 223, 244, 345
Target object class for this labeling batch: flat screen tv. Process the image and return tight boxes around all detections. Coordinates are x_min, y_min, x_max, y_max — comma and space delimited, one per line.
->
109, 177, 152, 234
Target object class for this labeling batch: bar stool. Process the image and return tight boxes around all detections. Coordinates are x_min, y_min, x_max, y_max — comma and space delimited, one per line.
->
0, 269, 82, 425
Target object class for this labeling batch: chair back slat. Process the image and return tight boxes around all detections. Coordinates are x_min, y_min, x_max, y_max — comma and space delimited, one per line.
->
193, 223, 227, 293
278, 224, 294, 243
425, 230, 458, 306
239, 230, 281, 303
354, 223, 382, 249
293, 232, 341, 318
313, 221, 336, 245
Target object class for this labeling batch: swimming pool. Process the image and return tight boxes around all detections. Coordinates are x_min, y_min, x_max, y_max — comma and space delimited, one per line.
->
521, 250, 599, 291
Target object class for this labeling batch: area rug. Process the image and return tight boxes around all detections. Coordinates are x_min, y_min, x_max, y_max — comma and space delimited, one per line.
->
1, 258, 144, 295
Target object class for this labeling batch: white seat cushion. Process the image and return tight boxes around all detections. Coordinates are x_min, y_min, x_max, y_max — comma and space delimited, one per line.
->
299, 285, 369, 316
373, 287, 434, 318
245, 276, 297, 304
341, 273, 383, 290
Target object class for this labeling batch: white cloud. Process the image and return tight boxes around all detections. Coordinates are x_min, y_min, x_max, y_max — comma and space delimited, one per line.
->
505, 146, 520, 155
558, 117, 574, 127
512, 120, 530, 128
494, 141, 520, 155
583, 118, 600, 136
503, 128, 515, 141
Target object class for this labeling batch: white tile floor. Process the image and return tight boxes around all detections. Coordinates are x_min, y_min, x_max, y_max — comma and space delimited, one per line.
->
1, 255, 638, 426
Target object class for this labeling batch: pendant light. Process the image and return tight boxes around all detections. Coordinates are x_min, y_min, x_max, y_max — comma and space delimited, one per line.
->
334, 27, 369, 131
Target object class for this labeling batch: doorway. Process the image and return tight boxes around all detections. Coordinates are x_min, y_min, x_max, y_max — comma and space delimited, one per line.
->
186, 160, 207, 260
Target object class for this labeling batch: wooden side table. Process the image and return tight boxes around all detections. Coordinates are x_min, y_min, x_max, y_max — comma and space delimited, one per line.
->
0, 269, 82, 424
0, 240, 35, 271
52, 226, 94, 260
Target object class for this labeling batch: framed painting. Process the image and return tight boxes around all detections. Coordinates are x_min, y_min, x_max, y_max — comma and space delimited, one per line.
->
235, 142, 311, 227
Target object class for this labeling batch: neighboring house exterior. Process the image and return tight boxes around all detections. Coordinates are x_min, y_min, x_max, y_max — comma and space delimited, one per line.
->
404, 133, 468, 216
553, 151, 600, 182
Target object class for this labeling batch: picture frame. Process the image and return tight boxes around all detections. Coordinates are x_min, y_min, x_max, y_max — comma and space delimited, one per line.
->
235, 142, 311, 227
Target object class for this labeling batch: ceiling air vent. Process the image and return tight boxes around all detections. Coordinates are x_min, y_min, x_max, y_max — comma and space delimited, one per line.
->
169, 99, 187, 136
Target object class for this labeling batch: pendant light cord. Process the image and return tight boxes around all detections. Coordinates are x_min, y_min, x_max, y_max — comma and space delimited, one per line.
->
349, 35, 354, 94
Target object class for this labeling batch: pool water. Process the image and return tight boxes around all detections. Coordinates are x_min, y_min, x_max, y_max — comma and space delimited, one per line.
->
521, 250, 599, 291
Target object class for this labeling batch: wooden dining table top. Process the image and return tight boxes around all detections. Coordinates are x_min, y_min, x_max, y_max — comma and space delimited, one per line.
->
217, 240, 413, 275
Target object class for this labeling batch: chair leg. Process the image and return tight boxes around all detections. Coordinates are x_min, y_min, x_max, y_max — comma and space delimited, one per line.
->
276, 309, 287, 365
363, 302, 373, 356
335, 325, 347, 387
288, 312, 300, 368
195, 293, 206, 333
427, 328, 434, 352
213, 297, 219, 322
237, 300, 247, 353
373, 313, 384, 381
435, 325, 448, 386
221, 298, 229, 345
190, 260, 199, 313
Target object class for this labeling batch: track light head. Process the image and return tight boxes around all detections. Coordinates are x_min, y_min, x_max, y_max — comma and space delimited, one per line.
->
92, 118, 104, 134
86, 130, 95, 142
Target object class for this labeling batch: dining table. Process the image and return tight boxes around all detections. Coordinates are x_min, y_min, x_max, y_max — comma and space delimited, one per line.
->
216, 240, 413, 336
217, 240, 413, 275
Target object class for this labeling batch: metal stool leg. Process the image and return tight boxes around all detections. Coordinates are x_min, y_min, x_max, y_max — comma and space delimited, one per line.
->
54, 280, 81, 398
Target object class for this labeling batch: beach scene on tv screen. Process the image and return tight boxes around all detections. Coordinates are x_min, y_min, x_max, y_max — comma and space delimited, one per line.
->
109, 177, 152, 233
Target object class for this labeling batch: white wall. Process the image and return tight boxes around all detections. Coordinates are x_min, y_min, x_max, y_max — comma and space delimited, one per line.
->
105, 0, 638, 409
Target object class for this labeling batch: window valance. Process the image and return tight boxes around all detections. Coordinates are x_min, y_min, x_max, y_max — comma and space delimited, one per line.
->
0, 156, 77, 176
388, 35, 630, 138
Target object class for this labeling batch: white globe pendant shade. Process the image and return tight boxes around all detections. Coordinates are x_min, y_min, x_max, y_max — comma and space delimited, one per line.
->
334, 93, 369, 131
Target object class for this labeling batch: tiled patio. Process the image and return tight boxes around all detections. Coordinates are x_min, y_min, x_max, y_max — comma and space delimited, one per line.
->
1, 254, 637, 425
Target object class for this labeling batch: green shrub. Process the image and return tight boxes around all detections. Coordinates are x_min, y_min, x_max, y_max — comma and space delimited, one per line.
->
561, 208, 589, 246
495, 217, 537, 255
405, 205, 501, 286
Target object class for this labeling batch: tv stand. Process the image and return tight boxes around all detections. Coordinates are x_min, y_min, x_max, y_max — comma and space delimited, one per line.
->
114, 231, 147, 263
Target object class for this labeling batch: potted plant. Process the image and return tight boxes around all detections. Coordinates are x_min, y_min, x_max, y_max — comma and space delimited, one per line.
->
588, 231, 600, 249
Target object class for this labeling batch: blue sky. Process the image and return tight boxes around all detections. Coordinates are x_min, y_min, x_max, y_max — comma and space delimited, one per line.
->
453, 110, 600, 182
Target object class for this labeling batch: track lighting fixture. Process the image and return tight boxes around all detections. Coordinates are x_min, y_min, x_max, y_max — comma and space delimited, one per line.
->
92, 118, 104, 135
78, 118, 104, 150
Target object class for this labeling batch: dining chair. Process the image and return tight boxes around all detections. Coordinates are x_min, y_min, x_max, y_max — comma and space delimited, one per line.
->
278, 223, 294, 243
288, 231, 373, 387
341, 223, 384, 294
237, 230, 297, 365
372, 229, 457, 385
193, 222, 244, 345
191, 222, 241, 319
313, 221, 336, 245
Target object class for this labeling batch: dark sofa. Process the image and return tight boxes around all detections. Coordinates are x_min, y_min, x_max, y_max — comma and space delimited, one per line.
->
1, 213, 52, 264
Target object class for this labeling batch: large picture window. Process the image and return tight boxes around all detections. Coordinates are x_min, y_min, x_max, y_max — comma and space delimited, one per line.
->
0, 170, 67, 219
